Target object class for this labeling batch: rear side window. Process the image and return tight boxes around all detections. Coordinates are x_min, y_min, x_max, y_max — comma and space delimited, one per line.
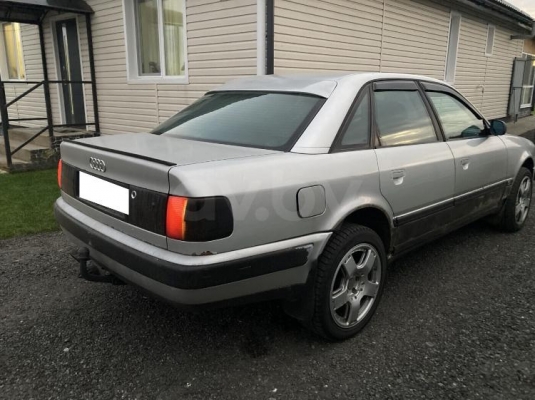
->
152, 92, 324, 151
336, 91, 370, 149
374, 90, 437, 146
426, 92, 485, 140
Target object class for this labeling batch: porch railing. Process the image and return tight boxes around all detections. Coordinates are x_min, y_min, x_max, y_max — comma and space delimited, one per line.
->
0, 79, 98, 169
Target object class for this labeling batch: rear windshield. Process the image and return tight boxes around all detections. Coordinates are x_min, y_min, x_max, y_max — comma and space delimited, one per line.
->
152, 91, 325, 150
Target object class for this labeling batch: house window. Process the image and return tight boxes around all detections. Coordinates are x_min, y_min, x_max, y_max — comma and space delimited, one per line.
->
125, 0, 187, 83
521, 58, 535, 109
445, 13, 461, 84
485, 25, 495, 56
2, 23, 26, 80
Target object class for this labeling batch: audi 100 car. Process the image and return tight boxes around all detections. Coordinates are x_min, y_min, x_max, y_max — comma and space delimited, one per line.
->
55, 73, 534, 340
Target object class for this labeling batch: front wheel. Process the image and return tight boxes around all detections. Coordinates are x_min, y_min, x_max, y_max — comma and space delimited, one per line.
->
500, 167, 532, 232
310, 224, 387, 341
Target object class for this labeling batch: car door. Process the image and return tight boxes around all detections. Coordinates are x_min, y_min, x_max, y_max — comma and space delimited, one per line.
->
372, 80, 456, 251
422, 82, 508, 223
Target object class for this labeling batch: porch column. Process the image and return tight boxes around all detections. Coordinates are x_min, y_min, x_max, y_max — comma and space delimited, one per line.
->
38, 23, 54, 144
0, 76, 12, 168
86, 13, 100, 135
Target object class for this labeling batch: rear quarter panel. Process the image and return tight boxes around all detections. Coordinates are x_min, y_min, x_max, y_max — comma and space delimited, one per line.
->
167, 151, 393, 255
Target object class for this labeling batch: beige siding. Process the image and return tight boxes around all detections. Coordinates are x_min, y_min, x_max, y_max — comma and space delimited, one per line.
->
274, 0, 524, 118
3, 0, 527, 133
380, 0, 450, 79
454, 13, 488, 109
4, 0, 257, 135
87, 0, 258, 133
274, 0, 383, 74
274, 0, 449, 78
480, 27, 524, 118
454, 7, 524, 118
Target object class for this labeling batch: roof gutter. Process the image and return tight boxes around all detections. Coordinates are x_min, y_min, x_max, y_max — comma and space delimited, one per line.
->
511, 21, 535, 40
455, 0, 533, 33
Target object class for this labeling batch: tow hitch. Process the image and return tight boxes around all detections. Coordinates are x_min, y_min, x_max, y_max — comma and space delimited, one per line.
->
71, 247, 124, 285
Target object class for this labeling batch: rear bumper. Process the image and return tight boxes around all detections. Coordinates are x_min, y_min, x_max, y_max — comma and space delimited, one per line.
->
54, 198, 331, 306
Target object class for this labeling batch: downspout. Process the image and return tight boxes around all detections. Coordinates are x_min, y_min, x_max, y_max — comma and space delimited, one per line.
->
257, 0, 266, 75
266, 0, 274, 75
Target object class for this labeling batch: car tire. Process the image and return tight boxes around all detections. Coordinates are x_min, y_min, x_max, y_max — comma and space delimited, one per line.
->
500, 167, 532, 232
310, 223, 387, 341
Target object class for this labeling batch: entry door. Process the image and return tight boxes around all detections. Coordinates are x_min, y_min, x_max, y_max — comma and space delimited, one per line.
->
372, 81, 456, 250
56, 18, 86, 126
509, 58, 527, 119
424, 88, 507, 220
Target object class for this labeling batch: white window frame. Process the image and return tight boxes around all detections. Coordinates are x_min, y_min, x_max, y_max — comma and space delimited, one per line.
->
0, 22, 27, 81
123, 0, 189, 84
520, 58, 535, 109
485, 24, 495, 56
445, 12, 461, 84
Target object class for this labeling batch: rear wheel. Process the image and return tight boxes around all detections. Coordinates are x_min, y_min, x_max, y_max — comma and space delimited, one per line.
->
310, 224, 387, 340
500, 167, 532, 232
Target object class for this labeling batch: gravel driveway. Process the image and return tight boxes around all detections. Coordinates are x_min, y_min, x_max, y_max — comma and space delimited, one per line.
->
1, 215, 534, 399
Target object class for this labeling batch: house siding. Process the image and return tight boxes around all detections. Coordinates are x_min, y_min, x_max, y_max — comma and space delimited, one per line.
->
4, 0, 258, 135
273, 0, 525, 118
1, 0, 529, 133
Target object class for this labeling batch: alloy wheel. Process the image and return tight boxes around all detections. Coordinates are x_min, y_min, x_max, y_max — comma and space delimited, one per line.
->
515, 176, 532, 225
330, 244, 381, 328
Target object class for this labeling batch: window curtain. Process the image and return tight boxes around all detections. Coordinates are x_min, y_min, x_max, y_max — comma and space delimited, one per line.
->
136, 0, 161, 74
163, 0, 184, 76
3, 23, 25, 79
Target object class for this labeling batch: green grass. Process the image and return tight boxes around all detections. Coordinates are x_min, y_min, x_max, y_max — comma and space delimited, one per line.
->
0, 169, 60, 239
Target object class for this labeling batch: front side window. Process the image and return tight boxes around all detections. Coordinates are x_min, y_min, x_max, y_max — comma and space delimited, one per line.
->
152, 92, 325, 150
374, 90, 437, 146
2, 23, 25, 80
127, 0, 187, 81
427, 92, 485, 140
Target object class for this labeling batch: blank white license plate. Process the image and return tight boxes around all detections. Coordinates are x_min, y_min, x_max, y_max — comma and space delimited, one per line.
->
79, 172, 129, 215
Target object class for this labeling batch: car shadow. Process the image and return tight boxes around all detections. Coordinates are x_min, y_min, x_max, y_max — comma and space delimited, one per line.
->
65, 218, 502, 354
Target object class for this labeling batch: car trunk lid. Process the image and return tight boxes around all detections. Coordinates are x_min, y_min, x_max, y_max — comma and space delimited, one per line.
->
59, 134, 277, 249
71, 133, 278, 166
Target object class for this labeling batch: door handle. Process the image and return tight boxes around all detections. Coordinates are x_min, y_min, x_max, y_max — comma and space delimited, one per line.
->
460, 158, 470, 170
392, 169, 405, 185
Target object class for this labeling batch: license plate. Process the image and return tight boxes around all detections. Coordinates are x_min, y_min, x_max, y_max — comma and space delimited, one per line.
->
79, 172, 129, 215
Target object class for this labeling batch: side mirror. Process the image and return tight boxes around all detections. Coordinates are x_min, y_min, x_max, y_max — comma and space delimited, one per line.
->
490, 119, 507, 135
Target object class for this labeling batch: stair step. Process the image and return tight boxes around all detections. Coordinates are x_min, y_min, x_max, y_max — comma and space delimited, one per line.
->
0, 153, 31, 172
7, 128, 52, 147
0, 136, 52, 162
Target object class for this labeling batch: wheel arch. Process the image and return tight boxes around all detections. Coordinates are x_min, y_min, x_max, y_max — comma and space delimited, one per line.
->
334, 206, 393, 253
521, 157, 534, 176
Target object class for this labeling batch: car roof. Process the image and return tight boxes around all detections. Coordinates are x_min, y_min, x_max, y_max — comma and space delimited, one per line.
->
210, 72, 449, 98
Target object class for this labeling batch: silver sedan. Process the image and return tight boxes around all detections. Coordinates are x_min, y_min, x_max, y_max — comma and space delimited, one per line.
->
55, 73, 534, 340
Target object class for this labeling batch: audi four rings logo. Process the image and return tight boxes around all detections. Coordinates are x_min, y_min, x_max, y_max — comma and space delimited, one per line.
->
89, 157, 106, 172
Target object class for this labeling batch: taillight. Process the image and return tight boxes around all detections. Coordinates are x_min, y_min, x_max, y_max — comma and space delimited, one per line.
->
166, 196, 188, 240
166, 195, 233, 242
57, 159, 63, 188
